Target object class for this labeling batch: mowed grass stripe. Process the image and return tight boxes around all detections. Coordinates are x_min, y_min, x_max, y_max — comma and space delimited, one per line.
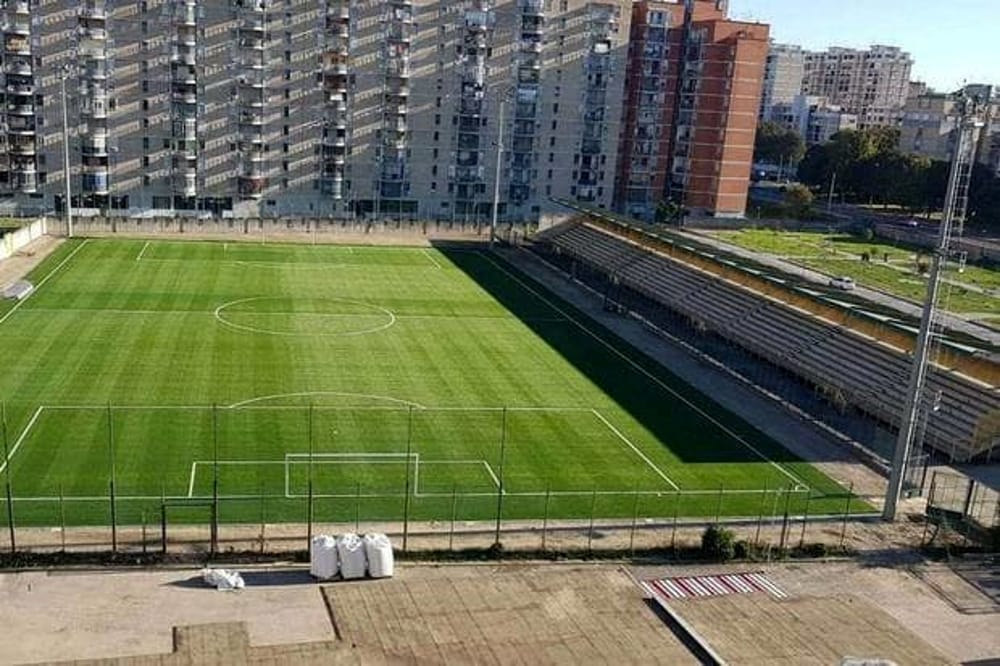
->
0, 239, 867, 525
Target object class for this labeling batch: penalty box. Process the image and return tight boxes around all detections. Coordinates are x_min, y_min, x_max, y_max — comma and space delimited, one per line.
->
7, 404, 679, 498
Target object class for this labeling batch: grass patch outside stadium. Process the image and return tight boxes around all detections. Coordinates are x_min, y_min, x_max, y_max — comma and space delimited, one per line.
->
0, 238, 870, 528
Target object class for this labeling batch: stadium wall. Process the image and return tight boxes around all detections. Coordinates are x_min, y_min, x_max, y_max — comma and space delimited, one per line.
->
0, 218, 47, 261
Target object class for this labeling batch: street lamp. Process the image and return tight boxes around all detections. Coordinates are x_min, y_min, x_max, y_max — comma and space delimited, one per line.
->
60, 64, 73, 238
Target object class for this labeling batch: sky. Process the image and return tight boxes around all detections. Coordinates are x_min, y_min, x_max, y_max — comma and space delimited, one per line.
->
727, 0, 998, 92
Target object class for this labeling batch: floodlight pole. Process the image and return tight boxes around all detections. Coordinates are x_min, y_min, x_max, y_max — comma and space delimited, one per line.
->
211, 404, 219, 556
883, 94, 983, 521
60, 66, 73, 238
489, 92, 509, 251
307, 404, 314, 548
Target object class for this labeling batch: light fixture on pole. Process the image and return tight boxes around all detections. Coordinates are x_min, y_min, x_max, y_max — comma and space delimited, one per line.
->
60, 64, 73, 238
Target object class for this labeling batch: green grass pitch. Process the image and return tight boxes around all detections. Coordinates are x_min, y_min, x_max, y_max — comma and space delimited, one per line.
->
0, 238, 868, 526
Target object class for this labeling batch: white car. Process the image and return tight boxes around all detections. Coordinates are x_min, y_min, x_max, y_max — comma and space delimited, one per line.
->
829, 276, 856, 291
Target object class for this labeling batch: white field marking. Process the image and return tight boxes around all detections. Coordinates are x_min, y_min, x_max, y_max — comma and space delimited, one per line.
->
0, 406, 44, 476
10, 486, 842, 503
188, 462, 197, 497
213, 296, 397, 338
590, 409, 679, 491
0, 239, 90, 328
394, 313, 568, 323
23, 307, 199, 316
422, 248, 442, 269
228, 391, 427, 410
135, 241, 150, 262
481, 252, 807, 489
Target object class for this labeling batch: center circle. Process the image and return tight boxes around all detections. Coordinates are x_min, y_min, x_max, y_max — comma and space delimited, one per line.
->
214, 297, 396, 337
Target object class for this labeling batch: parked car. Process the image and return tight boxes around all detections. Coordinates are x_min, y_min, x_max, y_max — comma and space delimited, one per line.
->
829, 276, 856, 291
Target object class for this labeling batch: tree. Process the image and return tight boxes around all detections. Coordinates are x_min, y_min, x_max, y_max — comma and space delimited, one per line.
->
754, 122, 806, 166
783, 183, 814, 216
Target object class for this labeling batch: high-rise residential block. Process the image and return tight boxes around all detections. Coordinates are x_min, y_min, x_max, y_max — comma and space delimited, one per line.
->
2, 0, 635, 220
900, 84, 1000, 175
801, 45, 912, 128
759, 42, 804, 121
615, 0, 769, 220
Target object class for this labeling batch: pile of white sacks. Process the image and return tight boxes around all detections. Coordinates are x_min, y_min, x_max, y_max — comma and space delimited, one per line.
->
310, 532, 394, 581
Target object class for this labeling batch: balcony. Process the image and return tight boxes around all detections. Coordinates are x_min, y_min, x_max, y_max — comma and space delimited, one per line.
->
5, 79, 32, 95
238, 175, 266, 198
80, 3, 108, 20
177, 3, 196, 26
172, 44, 197, 65
8, 136, 34, 154
320, 176, 344, 199
6, 102, 33, 115
4, 35, 30, 55
12, 169, 37, 193
173, 173, 197, 197
172, 89, 197, 105
5, 58, 30, 76
83, 171, 110, 195
81, 136, 109, 156
2, 19, 29, 36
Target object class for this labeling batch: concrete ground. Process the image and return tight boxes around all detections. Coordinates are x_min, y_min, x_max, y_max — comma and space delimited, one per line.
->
1, 559, 997, 665
0, 235, 62, 289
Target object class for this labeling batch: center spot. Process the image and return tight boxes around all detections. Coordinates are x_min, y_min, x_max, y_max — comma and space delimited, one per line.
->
214, 297, 395, 337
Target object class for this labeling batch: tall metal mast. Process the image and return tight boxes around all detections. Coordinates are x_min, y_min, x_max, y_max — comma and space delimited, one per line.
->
883, 90, 986, 521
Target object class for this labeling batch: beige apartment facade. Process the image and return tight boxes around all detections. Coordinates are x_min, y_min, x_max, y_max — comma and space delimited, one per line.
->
801, 45, 912, 128
1, 0, 632, 220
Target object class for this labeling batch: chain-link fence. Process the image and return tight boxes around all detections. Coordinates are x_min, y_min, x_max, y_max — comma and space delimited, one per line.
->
923, 471, 1000, 550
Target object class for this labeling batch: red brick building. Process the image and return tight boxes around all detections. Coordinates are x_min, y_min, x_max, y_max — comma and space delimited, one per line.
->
614, 0, 769, 220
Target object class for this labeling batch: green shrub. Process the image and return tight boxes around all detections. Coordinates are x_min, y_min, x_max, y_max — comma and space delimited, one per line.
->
701, 525, 736, 561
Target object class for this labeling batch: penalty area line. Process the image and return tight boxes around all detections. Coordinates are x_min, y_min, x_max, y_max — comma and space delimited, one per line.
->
590, 409, 679, 491
481, 252, 806, 490
0, 239, 90, 328
0, 406, 44, 476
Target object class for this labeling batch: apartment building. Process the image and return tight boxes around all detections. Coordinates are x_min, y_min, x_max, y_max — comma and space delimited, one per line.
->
900, 84, 1000, 175
615, 0, 769, 220
801, 45, 912, 128
768, 94, 857, 145
758, 42, 804, 121
0, 0, 633, 220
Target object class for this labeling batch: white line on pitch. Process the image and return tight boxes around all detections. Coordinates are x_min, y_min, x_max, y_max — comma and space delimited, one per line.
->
481, 253, 806, 489
136, 241, 150, 262
0, 406, 44, 476
187, 462, 197, 498
422, 248, 442, 269
590, 409, 679, 491
0, 239, 89, 328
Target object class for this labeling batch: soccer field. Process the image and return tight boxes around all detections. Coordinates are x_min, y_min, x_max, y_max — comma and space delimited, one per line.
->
0, 238, 867, 526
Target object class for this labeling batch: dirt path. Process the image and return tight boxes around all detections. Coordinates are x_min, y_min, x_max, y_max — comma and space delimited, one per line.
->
0, 234, 62, 288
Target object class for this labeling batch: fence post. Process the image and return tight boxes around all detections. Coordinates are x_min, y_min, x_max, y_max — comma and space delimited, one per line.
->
141, 511, 147, 555
629, 488, 640, 556
258, 484, 266, 554
670, 490, 680, 553
714, 486, 724, 524
211, 405, 219, 557
449, 484, 457, 552
107, 404, 117, 553
2, 401, 15, 553
839, 482, 854, 549
541, 485, 551, 552
754, 482, 768, 546
587, 487, 597, 556
779, 487, 793, 553
307, 405, 315, 551
799, 491, 812, 548
354, 482, 361, 533
493, 407, 508, 549
402, 406, 413, 553
59, 483, 66, 552
160, 503, 167, 555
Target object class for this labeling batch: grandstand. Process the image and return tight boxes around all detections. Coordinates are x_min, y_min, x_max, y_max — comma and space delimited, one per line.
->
532, 218, 1000, 463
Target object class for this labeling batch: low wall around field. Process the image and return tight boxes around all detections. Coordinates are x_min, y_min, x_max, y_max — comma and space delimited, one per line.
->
57, 216, 535, 246
0, 218, 47, 260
